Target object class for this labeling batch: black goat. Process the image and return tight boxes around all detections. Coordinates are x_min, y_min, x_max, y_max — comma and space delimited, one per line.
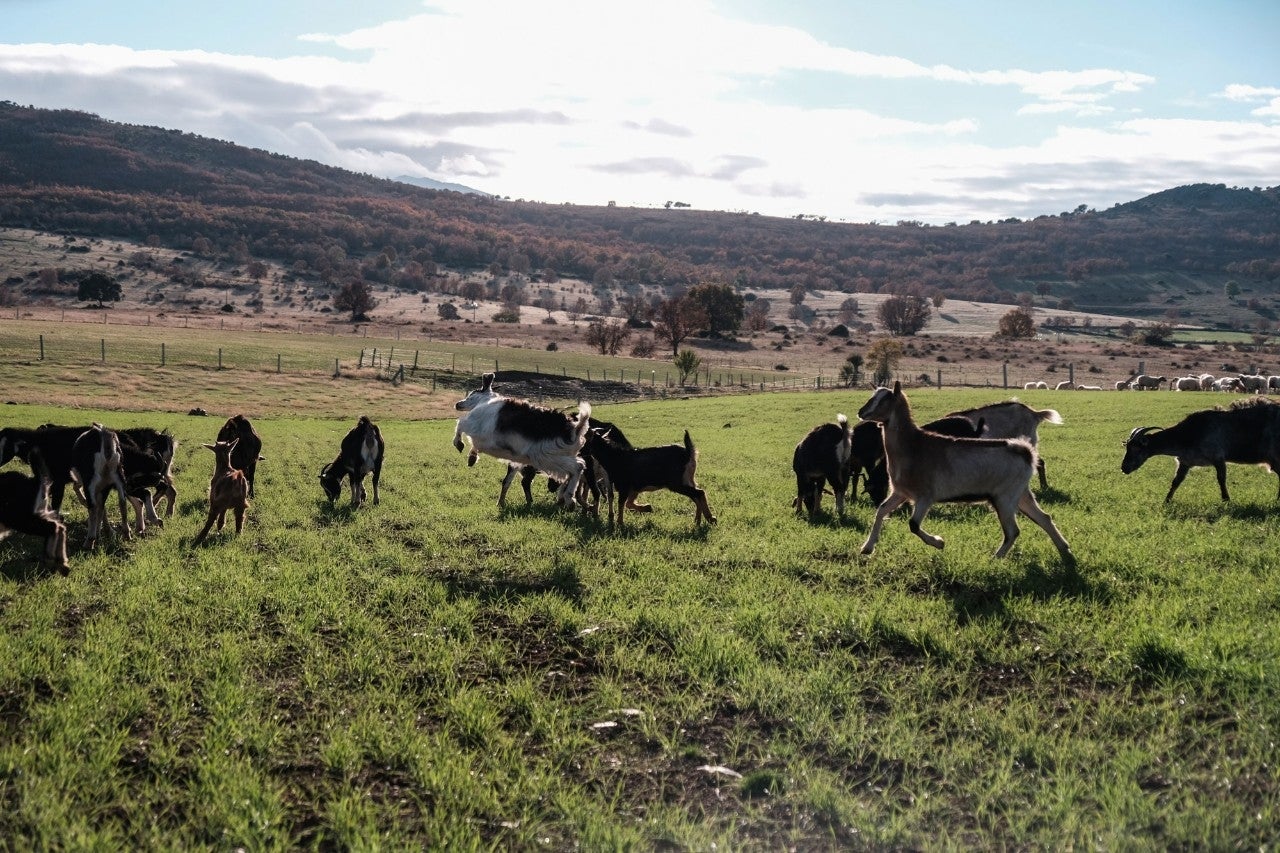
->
0, 424, 91, 511
0, 448, 69, 572
217, 415, 263, 497
793, 414, 854, 519
585, 429, 716, 529
117, 427, 178, 533
320, 416, 385, 506
1121, 398, 1280, 502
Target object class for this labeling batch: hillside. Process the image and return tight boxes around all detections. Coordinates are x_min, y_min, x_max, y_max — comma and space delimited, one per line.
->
1, 101, 1278, 331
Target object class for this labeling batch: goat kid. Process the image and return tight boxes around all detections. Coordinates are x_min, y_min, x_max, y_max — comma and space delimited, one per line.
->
71, 424, 132, 550
858, 383, 1072, 561
193, 439, 250, 545
793, 414, 854, 519
501, 418, 651, 516
0, 448, 69, 572
454, 373, 591, 509
586, 429, 716, 529
320, 416, 385, 506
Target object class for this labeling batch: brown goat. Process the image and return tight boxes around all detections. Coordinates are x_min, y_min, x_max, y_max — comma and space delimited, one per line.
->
192, 439, 250, 546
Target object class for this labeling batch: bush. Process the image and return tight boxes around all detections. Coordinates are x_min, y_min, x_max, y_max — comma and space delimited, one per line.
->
492, 308, 520, 323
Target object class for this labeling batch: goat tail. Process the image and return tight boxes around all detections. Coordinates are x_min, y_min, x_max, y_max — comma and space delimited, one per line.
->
683, 430, 695, 455
1039, 408, 1064, 426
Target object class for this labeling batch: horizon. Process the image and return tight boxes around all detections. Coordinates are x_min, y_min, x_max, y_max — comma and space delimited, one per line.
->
2, 0, 1278, 224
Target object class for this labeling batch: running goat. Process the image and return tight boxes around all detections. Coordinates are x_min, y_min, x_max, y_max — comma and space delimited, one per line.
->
858, 383, 1072, 562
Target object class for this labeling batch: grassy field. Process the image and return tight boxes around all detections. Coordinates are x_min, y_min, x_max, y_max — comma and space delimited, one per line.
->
0, 385, 1277, 848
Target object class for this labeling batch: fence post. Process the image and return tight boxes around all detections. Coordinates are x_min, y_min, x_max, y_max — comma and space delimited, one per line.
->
161, 342, 165, 366
413, 350, 419, 374
101, 339, 105, 363
1002, 362, 1008, 389
359, 350, 365, 369
218, 348, 223, 370
277, 354, 281, 374
1069, 363, 1075, 385
333, 359, 340, 377
937, 368, 942, 388
39, 335, 44, 361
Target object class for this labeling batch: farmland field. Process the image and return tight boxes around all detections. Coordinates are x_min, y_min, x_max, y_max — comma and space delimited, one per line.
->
0, 382, 1278, 848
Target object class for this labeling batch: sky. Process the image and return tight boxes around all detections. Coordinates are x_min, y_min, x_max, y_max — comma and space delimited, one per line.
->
2, 0, 1278, 224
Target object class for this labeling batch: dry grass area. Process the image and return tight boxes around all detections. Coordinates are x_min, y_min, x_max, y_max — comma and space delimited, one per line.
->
4, 226, 1277, 407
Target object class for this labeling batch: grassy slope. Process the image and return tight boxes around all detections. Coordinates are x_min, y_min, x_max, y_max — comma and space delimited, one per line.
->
0, 390, 1277, 848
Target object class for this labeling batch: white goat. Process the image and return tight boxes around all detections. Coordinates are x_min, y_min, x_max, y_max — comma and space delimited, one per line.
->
857, 382, 1073, 562
453, 373, 592, 509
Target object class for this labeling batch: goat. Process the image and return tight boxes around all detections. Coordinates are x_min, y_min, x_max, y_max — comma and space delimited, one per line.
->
1172, 377, 1203, 391
857, 383, 1072, 561
0, 424, 91, 511
793, 414, 854, 519
116, 427, 178, 533
320, 416, 384, 506
1120, 397, 1280, 502
1133, 374, 1166, 391
454, 373, 592, 509
70, 424, 132, 550
943, 399, 1062, 489
0, 448, 69, 572
216, 415, 263, 497
585, 429, 716, 529
192, 439, 250, 545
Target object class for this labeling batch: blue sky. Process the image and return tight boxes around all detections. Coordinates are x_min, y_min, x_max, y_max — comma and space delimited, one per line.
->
2, 0, 1277, 223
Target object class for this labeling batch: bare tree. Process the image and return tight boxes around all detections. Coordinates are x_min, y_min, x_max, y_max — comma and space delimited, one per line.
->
584, 319, 631, 355
877, 295, 931, 336
653, 296, 706, 357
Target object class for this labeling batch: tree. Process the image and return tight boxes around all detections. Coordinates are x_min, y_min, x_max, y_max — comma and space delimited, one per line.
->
686, 282, 745, 336
867, 338, 904, 386
437, 302, 460, 320
653, 296, 706, 357
77, 272, 122, 307
838, 297, 861, 324
674, 349, 701, 386
745, 299, 772, 332
334, 278, 377, 321
839, 353, 865, 387
994, 307, 1037, 339
877, 294, 931, 336
584, 319, 631, 355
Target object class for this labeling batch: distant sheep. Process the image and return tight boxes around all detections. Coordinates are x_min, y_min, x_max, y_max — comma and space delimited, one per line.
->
1023, 381, 1049, 390
1172, 377, 1202, 391
1075, 385, 1103, 391
1132, 374, 1166, 391
1055, 380, 1075, 391
1199, 374, 1216, 391
1238, 374, 1268, 393
1115, 379, 1132, 391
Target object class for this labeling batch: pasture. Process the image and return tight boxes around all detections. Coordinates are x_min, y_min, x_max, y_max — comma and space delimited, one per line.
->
0, 387, 1277, 848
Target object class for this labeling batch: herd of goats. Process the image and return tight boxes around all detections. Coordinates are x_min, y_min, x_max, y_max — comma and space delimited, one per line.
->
1, 370, 1279, 574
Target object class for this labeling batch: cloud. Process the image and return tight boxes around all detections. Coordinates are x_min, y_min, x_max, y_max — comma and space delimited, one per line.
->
622, 118, 694, 138
1220, 84, 1280, 120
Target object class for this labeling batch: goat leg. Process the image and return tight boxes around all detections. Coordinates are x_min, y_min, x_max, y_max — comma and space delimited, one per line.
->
1017, 490, 1073, 562
907, 500, 943, 550
1214, 461, 1230, 502
860, 492, 908, 555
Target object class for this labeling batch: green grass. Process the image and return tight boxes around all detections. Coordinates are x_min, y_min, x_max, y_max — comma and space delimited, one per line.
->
0, 389, 1277, 848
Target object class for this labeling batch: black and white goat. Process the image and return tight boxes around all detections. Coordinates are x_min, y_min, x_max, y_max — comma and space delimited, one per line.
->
0, 448, 69, 572
793, 414, 854, 519
858, 383, 1072, 561
1121, 397, 1280, 502
217, 415, 263, 497
500, 418, 649, 516
0, 424, 91, 511
453, 373, 592, 509
70, 424, 132, 550
585, 429, 716, 529
944, 400, 1062, 489
320, 416, 385, 506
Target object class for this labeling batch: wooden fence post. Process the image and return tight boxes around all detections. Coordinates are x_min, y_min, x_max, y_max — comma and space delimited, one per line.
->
39, 335, 44, 361
100, 339, 105, 363
161, 342, 165, 366
218, 348, 223, 370
277, 354, 281, 374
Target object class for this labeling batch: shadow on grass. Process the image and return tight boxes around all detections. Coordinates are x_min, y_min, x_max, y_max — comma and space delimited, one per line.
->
1163, 500, 1275, 523
439, 560, 584, 607
1032, 484, 1071, 505
936, 557, 1108, 626
315, 500, 359, 525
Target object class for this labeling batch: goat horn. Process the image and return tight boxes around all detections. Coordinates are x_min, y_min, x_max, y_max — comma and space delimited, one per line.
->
1126, 426, 1160, 443
320, 462, 332, 477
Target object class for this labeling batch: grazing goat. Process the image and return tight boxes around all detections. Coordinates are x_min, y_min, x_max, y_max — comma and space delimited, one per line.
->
793, 414, 854, 519
454, 373, 592, 509
858, 383, 1072, 561
193, 439, 250, 545
1133, 374, 1166, 391
943, 399, 1062, 489
1121, 397, 1280, 502
70, 424, 132, 549
0, 449, 69, 572
586, 429, 716, 529
320, 416, 385, 506
216, 415, 263, 497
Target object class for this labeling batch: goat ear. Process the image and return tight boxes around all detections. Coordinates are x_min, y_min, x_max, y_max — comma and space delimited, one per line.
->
482, 373, 495, 391
892, 380, 902, 395
202, 443, 216, 451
